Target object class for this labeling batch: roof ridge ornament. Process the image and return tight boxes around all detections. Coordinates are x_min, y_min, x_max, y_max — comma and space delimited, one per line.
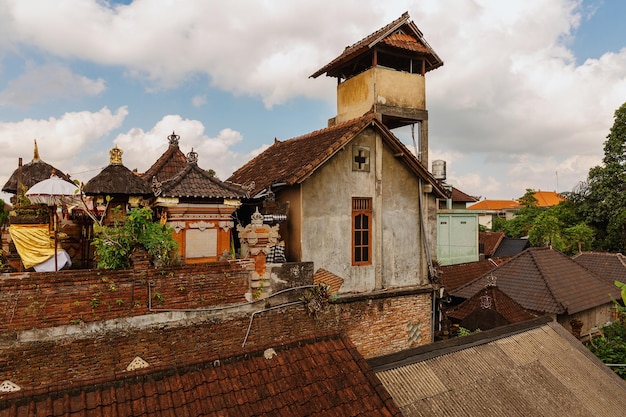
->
168, 131, 180, 146
109, 145, 123, 165
186, 148, 198, 164
33, 139, 41, 162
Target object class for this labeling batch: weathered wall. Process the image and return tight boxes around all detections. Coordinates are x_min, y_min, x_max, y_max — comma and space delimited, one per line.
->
0, 259, 252, 333
336, 67, 426, 124
300, 129, 377, 293
380, 140, 430, 286
0, 287, 432, 391
558, 303, 616, 337
299, 127, 435, 291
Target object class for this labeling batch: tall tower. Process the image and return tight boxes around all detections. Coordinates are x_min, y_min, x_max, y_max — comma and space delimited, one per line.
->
310, 12, 442, 166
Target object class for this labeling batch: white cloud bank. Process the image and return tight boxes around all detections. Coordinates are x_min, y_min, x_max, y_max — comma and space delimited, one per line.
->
0, 0, 625, 200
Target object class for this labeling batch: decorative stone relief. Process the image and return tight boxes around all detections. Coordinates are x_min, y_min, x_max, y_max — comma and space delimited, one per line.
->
171, 221, 186, 233
407, 320, 422, 345
189, 221, 215, 231
126, 356, 150, 371
219, 220, 233, 232
0, 380, 20, 392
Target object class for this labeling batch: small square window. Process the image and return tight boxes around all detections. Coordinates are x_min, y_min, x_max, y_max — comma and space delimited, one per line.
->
352, 145, 370, 172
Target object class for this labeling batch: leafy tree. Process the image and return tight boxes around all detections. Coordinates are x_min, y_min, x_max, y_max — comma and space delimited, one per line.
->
528, 211, 564, 249
564, 223, 595, 254
501, 189, 544, 238
92, 207, 178, 269
572, 102, 626, 251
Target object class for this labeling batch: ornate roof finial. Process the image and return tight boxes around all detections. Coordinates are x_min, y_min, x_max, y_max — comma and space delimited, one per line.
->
168, 131, 180, 147
186, 148, 198, 164
109, 145, 123, 165
33, 139, 40, 162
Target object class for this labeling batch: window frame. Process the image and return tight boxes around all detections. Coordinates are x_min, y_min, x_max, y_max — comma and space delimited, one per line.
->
352, 197, 372, 266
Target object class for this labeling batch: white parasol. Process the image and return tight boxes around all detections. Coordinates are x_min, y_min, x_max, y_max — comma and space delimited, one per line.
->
25, 174, 78, 271
25, 174, 79, 206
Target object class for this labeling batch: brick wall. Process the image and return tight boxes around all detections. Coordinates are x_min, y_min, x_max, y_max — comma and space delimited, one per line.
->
0, 260, 252, 332
0, 289, 433, 391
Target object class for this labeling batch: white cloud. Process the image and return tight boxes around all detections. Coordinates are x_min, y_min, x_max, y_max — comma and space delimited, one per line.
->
0, 106, 127, 199
113, 115, 247, 180
0, 0, 625, 199
0, 62, 105, 107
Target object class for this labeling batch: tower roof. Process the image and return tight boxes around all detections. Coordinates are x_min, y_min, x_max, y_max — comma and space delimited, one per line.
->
310, 12, 443, 79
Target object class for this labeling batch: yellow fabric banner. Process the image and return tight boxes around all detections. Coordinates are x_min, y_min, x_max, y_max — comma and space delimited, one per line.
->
9, 224, 58, 269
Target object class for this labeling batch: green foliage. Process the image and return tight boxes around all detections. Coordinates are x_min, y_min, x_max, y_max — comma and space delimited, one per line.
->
568, 102, 626, 252
563, 223, 595, 254
92, 207, 178, 269
457, 326, 481, 337
528, 211, 564, 249
586, 317, 626, 379
0, 199, 8, 229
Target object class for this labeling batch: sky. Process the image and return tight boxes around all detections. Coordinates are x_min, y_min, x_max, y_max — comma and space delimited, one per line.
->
1, 0, 626, 203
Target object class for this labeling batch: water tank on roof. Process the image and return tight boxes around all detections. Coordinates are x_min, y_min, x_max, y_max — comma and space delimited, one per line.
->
432, 159, 446, 181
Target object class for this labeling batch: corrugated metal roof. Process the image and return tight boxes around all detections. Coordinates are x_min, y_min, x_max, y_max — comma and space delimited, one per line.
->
372, 320, 626, 416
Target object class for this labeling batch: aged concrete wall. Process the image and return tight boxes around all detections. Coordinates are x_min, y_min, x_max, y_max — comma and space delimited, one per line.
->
336, 67, 426, 124
299, 127, 437, 291
300, 129, 378, 293
336, 70, 375, 123
375, 67, 426, 109
380, 140, 428, 287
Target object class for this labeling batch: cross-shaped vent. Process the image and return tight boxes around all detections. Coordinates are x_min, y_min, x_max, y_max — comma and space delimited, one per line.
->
352, 145, 370, 172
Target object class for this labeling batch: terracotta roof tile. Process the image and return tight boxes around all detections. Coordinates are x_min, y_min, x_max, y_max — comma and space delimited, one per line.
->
158, 161, 247, 199
228, 112, 446, 198
532, 190, 565, 207
450, 186, 478, 203
467, 199, 520, 210
446, 285, 539, 328
480, 232, 505, 257
141, 144, 188, 183
0, 334, 401, 417
311, 12, 442, 78
439, 259, 500, 292
451, 247, 621, 314
314, 268, 344, 295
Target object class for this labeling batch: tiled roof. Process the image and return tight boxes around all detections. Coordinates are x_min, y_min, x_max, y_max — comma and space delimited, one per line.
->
450, 186, 478, 203
228, 112, 446, 198
492, 238, 530, 258
0, 334, 401, 417
572, 251, 626, 286
467, 199, 520, 210
83, 164, 152, 196
532, 190, 565, 207
369, 319, 626, 416
451, 247, 620, 314
314, 268, 345, 295
159, 161, 247, 199
310, 12, 443, 78
141, 143, 188, 183
479, 231, 505, 257
446, 285, 539, 329
439, 259, 500, 292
